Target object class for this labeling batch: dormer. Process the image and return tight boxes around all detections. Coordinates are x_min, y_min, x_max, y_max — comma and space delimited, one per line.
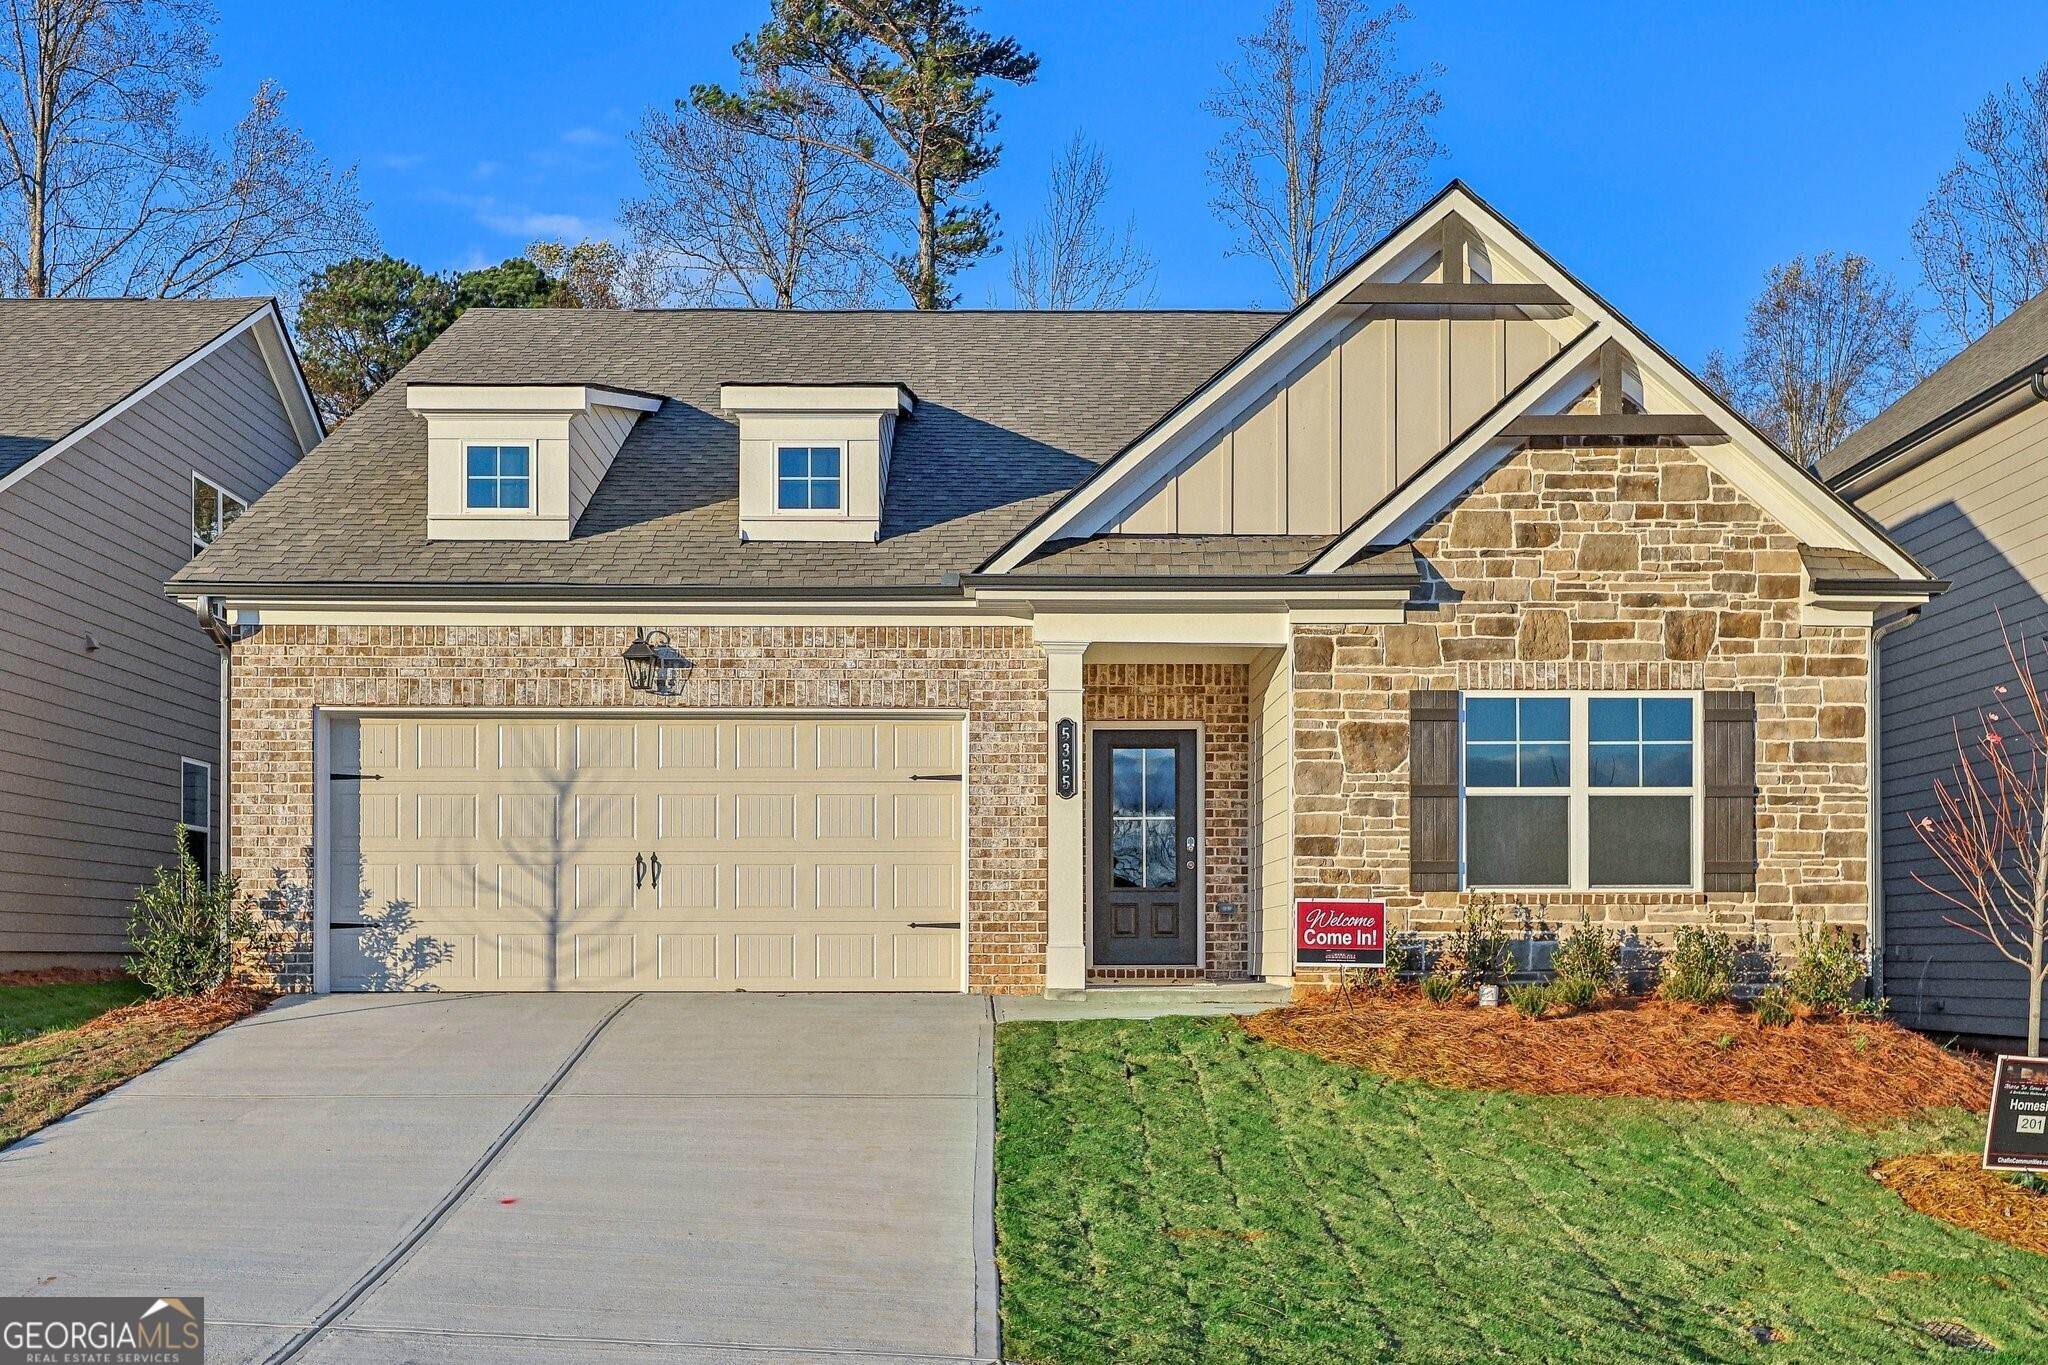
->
721, 383, 913, 542
410, 383, 662, 541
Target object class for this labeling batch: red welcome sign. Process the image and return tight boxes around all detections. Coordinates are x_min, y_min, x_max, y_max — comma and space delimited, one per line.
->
1296, 899, 1387, 967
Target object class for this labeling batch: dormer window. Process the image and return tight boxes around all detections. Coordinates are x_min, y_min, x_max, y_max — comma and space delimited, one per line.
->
466, 444, 532, 511
722, 383, 912, 543
776, 446, 843, 512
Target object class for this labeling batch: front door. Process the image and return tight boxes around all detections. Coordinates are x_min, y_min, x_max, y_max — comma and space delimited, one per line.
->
1091, 728, 1200, 967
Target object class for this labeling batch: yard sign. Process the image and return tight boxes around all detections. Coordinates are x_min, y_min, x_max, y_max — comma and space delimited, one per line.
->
1985, 1056, 2048, 1172
1295, 899, 1387, 967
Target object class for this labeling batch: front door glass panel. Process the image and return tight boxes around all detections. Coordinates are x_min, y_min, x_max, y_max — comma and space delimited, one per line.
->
1109, 746, 1178, 890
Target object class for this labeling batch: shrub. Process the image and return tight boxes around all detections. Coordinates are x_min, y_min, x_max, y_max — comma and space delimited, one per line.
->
1508, 983, 1552, 1018
1422, 974, 1460, 1005
1784, 918, 1863, 1016
1551, 913, 1619, 996
1450, 893, 1514, 989
1753, 985, 1795, 1028
1552, 977, 1601, 1012
126, 833, 260, 999
1658, 925, 1738, 1006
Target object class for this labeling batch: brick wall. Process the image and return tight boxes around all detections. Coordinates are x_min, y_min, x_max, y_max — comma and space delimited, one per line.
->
1085, 663, 1253, 980
1292, 443, 1871, 972
229, 624, 1050, 993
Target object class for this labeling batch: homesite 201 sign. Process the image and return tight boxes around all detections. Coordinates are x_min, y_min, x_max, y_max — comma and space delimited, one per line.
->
1295, 899, 1387, 967
1985, 1056, 2048, 1172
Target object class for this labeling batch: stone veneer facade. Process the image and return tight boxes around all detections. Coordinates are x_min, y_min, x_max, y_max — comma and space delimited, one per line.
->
1290, 442, 1871, 976
1084, 663, 1253, 981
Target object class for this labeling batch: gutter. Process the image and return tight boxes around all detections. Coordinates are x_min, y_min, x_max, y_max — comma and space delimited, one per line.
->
962, 571, 1422, 593
1827, 358, 2048, 490
1866, 604, 1927, 1003
1809, 576, 1950, 599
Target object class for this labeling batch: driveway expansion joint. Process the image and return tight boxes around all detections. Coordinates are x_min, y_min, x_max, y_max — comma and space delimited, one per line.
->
262, 991, 642, 1365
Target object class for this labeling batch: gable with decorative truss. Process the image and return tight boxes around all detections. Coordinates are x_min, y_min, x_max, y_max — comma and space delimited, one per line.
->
982, 183, 1935, 602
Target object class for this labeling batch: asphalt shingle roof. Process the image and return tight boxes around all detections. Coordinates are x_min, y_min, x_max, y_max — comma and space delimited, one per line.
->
0, 298, 267, 480
1821, 289, 2048, 480
176, 307, 1283, 593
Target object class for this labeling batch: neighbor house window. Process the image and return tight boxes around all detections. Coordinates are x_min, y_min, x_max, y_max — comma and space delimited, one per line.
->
179, 758, 211, 874
192, 474, 246, 555
1463, 694, 1698, 890
776, 445, 842, 511
465, 444, 531, 510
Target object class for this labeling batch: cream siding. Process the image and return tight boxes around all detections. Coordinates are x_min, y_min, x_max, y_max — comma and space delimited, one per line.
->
1249, 647, 1294, 979
1115, 313, 1561, 535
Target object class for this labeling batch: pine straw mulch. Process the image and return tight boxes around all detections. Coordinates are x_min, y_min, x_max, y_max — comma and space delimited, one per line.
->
1242, 988, 1991, 1123
0, 966, 130, 987
1874, 1152, 2048, 1256
0, 985, 273, 1148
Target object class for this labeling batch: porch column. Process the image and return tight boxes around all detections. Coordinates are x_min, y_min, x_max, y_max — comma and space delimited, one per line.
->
1044, 641, 1088, 991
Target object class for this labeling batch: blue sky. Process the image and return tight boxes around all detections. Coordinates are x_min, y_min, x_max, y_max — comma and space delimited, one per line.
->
210, 1, 2048, 366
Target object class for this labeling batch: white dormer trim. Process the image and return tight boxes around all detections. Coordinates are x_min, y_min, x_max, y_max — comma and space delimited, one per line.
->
721, 383, 913, 543
410, 384, 660, 542
981, 182, 1934, 587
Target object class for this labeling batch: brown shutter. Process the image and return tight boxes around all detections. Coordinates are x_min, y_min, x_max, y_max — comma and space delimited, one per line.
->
1703, 690, 1758, 892
1410, 690, 1462, 892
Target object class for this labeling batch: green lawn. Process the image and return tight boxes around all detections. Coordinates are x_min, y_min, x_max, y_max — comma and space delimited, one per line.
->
0, 978, 146, 1045
994, 1015, 2048, 1364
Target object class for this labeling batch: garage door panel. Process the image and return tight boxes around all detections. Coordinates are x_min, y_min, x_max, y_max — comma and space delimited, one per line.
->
329, 714, 963, 991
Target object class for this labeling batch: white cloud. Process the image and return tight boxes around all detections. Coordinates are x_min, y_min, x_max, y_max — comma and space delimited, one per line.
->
560, 126, 613, 147
379, 152, 426, 171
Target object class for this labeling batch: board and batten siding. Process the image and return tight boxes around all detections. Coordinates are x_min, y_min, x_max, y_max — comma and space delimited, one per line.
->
1115, 313, 1561, 535
1853, 398, 2048, 1042
0, 329, 304, 966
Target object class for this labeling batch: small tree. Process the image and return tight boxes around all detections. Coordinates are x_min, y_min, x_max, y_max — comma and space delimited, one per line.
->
1004, 134, 1155, 309
126, 832, 260, 998
1915, 623, 2048, 1053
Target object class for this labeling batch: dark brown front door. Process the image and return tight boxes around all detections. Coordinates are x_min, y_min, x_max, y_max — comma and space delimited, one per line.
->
1091, 728, 1200, 967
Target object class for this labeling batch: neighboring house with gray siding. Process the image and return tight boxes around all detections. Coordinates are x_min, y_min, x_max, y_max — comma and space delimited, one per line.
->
1824, 291, 2048, 1046
0, 300, 321, 970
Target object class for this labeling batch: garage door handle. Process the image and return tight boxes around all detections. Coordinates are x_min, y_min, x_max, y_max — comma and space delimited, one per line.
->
910, 773, 962, 782
635, 853, 647, 889
329, 772, 382, 781
649, 852, 662, 885
909, 921, 961, 929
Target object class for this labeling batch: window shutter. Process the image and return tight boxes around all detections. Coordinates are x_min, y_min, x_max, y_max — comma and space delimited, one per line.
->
1410, 690, 1462, 891
1703, 690, 1758, 892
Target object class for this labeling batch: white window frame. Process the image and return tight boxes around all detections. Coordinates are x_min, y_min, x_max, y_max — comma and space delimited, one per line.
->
773, 443, 847, 518
179, 757, 212, 874
1461, 691, 1703, 893
462, 442, 535, 513
191, 472, 247, 555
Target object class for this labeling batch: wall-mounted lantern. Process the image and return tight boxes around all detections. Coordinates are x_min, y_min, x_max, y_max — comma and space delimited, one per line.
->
622, 628, 689, 694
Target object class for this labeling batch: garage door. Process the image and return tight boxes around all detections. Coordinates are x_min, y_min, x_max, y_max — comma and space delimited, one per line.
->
326, 714, 964, 991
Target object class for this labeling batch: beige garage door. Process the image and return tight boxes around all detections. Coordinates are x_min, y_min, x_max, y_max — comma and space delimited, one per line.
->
327, 714, 964, 991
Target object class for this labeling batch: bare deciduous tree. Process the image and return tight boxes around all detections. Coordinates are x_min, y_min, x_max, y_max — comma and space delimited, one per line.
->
1702, 252, 1919, 468
623, 95, 885, 308
1004, 134, 1155, 309
0, 0, 372, 298
1205, 0, 1443, 304
523, 239, 667, 311
1913, 60, 2048, 353
1915, 623, 2048, 1054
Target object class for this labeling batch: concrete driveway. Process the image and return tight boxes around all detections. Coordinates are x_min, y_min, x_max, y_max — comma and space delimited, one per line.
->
0, 992, 998, 1363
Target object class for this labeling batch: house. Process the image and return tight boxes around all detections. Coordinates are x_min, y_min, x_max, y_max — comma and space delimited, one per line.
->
1822, 292, 2048, 1045
0, 299, 322, 971
171, 184, 1940, 996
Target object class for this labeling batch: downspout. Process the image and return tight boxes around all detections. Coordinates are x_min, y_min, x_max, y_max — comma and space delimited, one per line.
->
193, 596, 234, 880
1867, 605, 1924, 1002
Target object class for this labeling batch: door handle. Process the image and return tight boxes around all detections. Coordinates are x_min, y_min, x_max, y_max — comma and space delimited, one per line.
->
649, 852, 662, 886
635, 853, 647, 889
